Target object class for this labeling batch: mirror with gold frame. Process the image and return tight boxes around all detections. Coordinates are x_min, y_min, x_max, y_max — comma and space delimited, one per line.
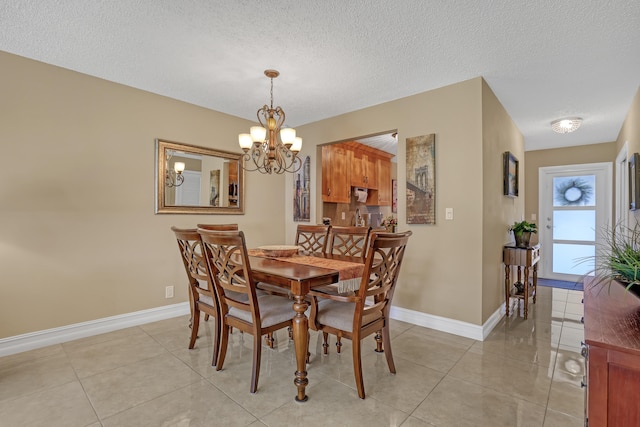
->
155, 139, 245, 214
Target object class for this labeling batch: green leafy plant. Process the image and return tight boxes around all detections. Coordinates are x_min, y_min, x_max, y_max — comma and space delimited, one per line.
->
582, 222, 640, 293
509, 220, 538, 234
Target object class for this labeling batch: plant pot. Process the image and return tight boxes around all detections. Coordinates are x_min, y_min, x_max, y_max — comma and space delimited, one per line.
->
514, 231, 531, 248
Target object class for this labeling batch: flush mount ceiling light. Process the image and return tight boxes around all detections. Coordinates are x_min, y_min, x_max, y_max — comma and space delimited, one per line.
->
551, 117, 583, 134
238, 69, 302, 174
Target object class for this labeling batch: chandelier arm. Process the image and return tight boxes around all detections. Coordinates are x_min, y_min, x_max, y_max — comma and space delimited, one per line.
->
241, 148, 265, 172
274, 106, 286, 132
271, 143, 302, 174
256, 105, 270, 128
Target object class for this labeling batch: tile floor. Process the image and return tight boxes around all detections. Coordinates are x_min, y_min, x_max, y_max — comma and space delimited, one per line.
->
0, 286, 585, 426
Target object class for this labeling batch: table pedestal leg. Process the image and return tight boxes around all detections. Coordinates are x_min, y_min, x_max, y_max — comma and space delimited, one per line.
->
292, 295, 309, 402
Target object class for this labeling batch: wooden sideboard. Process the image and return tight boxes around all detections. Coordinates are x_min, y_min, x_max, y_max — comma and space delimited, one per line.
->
584, 281, 640, 426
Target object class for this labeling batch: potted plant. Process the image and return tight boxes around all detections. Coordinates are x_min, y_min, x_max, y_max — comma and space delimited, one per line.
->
509, 220, 538, 247
384, 215, 397, 233
584, 222, 640, 298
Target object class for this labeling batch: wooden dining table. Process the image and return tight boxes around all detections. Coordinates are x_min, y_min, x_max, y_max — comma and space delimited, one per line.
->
248, 252, 364, 402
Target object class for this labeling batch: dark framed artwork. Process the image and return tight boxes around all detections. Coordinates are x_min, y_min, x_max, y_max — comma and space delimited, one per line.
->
630, 153, 640, 210
392, 179, 398, 213
293, 156, 311, 221
503, 152, 519, 197
406, 134, 436, 224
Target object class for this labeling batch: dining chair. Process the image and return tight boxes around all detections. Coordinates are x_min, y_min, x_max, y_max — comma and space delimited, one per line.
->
198, 228, 296, 393
171, 226, 220, 367
326, 225, 372, 260
309, 230, 412, 399
295, 224, 331, 255
197, 223, 239, 231
195, 224, 238, 321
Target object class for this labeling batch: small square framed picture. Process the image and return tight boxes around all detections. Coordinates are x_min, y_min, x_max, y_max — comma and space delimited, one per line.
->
503, 152, 519, 197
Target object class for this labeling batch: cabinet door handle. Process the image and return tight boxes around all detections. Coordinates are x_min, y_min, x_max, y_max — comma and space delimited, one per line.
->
581, 347, 588, 358
328, 188, 331, 196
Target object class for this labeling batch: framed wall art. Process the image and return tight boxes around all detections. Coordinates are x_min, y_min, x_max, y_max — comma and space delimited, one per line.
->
503, 151, 519, 197
293, 155, 311, 221
392, 179, 398, 213
406, 134, 436, 224
630, 153, 640, 210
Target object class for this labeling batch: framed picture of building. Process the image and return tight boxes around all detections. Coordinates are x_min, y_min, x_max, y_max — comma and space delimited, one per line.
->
406, 134, 435, 224
503, 152, 519, 197
293, 156, 311, 221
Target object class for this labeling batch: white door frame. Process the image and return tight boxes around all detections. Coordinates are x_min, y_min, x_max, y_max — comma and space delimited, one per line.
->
538, 162, 613, 280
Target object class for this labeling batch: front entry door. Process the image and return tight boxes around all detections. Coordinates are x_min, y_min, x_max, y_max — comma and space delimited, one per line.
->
538, 163, 612, 282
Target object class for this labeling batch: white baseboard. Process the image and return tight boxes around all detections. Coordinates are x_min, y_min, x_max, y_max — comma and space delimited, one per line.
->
0, 302, 190, 357
0, 301, 503, 357
389, 304, 503, 341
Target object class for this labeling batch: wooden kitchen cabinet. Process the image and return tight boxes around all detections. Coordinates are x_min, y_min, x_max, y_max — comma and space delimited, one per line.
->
373, 157, 391, 205
349, 150, 377, 189
323, 140, 393, 206
321, 144, 350, 203
584, 281, 640, 427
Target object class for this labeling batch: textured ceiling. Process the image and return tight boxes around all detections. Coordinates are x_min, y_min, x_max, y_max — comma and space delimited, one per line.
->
1, 1, 639, 151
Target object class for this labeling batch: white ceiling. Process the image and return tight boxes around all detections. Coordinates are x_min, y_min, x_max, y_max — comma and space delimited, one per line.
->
2, 1, 639, 152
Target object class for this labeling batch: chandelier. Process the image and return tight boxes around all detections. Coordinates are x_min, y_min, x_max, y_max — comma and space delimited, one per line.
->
238, 70, 302, 174
165, 153, 185, 187
551, 117, 583, 134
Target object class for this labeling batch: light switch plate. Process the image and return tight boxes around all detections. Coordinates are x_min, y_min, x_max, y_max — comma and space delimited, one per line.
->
445, 208, 453, 220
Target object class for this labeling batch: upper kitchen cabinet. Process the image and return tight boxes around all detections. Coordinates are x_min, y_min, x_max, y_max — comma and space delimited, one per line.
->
349, 150, 378, 189
322, 144, 350, 203
373, 157, 392, 206
323, 140, 394, 206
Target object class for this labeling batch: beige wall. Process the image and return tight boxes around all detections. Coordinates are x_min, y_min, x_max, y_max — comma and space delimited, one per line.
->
0, 51, 288, 338
294, 78, 494, 325
617, 86, 640, 225
7, 45, 611, 339
524, 142, 617, 239
481, 79, 525, 323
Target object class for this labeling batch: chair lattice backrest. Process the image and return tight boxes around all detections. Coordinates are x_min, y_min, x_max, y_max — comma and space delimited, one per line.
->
357, 231, 412, 321
171, 227, 212, 296
328, 226, 372, 260
295, 224, 331, 255
198, 229, 259, 321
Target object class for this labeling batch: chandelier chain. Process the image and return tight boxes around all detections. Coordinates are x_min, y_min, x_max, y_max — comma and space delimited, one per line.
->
270, 76, 274, 109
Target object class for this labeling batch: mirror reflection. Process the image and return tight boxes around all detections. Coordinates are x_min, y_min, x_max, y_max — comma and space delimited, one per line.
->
155, 139, 244, 214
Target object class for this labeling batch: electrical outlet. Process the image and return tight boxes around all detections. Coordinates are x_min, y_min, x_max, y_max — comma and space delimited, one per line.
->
531, 213, 537, 221
341, 212, 346, 220
165, 286, 174, 299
